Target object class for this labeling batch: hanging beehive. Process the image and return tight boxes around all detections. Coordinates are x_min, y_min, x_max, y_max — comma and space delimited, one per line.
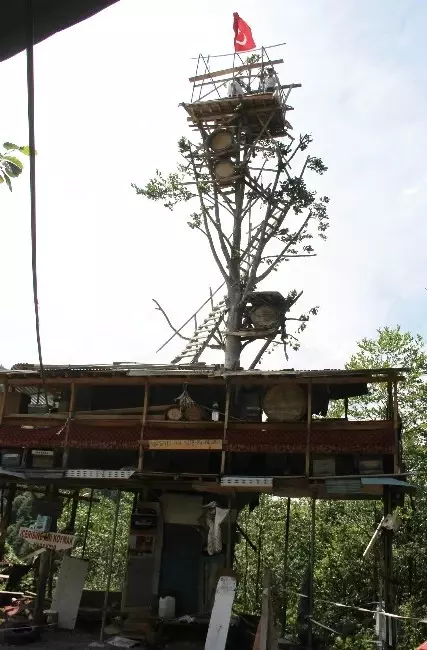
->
263, 384, 307, 422
249, 304, 281, 329
207, 128, 234, 154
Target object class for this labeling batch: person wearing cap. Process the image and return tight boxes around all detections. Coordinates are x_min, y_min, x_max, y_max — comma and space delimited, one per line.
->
264, 67, 278, 93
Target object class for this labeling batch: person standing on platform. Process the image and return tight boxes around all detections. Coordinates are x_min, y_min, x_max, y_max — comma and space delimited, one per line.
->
228, 77, 244, 98
264, 67, 278, 93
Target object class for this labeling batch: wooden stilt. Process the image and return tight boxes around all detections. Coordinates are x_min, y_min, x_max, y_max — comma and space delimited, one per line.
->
0, 379, 8, 425
382, 486, 396, 649
81, 488, 94, 559
392, 382, 399, 473
220, 383, 230, 474
34, 485, 55, 624
62, 382, 76, 469
307, 496, 316, 649
281, 497, 291, 637
0, 483, 16, 560
99, 490, 121, 643
138, 380, 149, 471
305, 382, 312, 476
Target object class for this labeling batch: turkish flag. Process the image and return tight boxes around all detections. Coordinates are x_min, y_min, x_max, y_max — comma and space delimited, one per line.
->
233, 13, 256, 52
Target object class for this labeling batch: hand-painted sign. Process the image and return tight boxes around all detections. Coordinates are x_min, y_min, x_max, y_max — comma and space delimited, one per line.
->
148, 439, 222, 451
18, 527, 75, 551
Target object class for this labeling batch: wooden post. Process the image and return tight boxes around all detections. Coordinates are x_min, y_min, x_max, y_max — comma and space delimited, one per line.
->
307, 496, 316, 649
81, 488, 94, 559
382, 486, 396, 649
62, 382, 76, 469
100, 490, 121, 643
281, 497, 291, 637
392, 381, 399, 473
255, 523, 263, 608
259, 568, 270, 650
387, 381, 393, 419
226, 495, 233, 568
220, 383, 231, 474
344, 397, 349, 420
138, 380, 149, 471
0, 379, 8, 425
305, 381, 312, 476
34, 485, 55, 624
0, 483, 16, 560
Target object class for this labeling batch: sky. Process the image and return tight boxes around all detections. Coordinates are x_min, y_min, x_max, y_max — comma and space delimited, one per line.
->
0, 0, 426, 371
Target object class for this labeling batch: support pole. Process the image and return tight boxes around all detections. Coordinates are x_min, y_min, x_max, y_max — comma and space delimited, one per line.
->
138, 380, 149, 471
220, 383, 230, 474
0, 483, 16, 560
34, 485, 54, 624
255, 523, 263, 608
281, 497, 291, 637
382, 487, 395, 649
81, 488, 94, 559
62, 382, 76, 469
307, 496, 316, 649
0, 379, 8, 425
392, 381, 399, 473
100, 490, 121, 644
226, 495, 233, 568
305, 381, 312, 476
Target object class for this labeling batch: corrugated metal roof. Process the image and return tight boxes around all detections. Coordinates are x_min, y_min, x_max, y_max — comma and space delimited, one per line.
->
361, 477, 417, 491
325, 479, 362, 495
2, 364, 408, 380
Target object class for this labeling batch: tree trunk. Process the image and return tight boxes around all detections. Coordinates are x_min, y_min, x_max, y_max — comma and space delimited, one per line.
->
225, 288, 241, 370
224, 167, 244, 370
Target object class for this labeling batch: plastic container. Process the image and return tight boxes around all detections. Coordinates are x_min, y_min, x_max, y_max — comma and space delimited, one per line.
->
158, 596, 175, 619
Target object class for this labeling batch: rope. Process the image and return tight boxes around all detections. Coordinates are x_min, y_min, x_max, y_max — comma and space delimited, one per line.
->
26, 0, 47, 406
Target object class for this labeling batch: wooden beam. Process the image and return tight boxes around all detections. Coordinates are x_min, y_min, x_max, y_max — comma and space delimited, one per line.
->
305, 381, 312, 476
138, 380, 149, 470
189, 58, 284, 83
62, 382, 76, 469
0, 380, 8, 425
221, 384, 231, 474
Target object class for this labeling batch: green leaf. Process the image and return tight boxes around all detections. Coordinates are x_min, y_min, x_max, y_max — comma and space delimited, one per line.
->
3, 156, 23, 170
19, 145, 33, 156
4, 174, 12, 191
0, 175, 4, 184
3, 142, 19, 151
3, 161, 22, 178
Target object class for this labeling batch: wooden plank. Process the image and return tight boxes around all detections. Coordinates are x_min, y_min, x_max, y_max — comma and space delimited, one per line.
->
52, 555, 88, 629
148, 439, 222, 451
189, 59, 284, 83
205, 575, 236, 650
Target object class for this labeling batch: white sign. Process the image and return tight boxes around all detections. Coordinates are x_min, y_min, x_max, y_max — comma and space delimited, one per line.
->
18, 527, 75, 551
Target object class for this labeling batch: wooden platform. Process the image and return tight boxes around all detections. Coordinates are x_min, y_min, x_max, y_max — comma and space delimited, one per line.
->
182, 93, 292, 139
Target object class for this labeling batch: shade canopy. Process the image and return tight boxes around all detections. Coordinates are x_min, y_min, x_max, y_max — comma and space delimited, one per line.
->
0, 0, 119, 63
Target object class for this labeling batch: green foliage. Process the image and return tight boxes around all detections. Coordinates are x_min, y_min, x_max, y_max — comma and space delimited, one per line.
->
234, 327, 427, 647
332, 630, 374, 649
0, 142, 32, 191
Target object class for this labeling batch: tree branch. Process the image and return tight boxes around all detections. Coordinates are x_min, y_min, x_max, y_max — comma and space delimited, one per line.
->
152, 299, 192, 341
255, 215, 312, 284
189, 150, 230, 284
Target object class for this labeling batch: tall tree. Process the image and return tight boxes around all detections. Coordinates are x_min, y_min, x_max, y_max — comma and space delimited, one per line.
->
133, 65, 329, 369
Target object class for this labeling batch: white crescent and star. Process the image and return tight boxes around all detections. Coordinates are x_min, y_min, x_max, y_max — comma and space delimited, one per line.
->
235, 30, 247, 46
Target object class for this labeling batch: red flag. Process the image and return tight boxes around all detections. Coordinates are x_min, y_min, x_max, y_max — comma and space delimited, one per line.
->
233, 13, 256, 52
